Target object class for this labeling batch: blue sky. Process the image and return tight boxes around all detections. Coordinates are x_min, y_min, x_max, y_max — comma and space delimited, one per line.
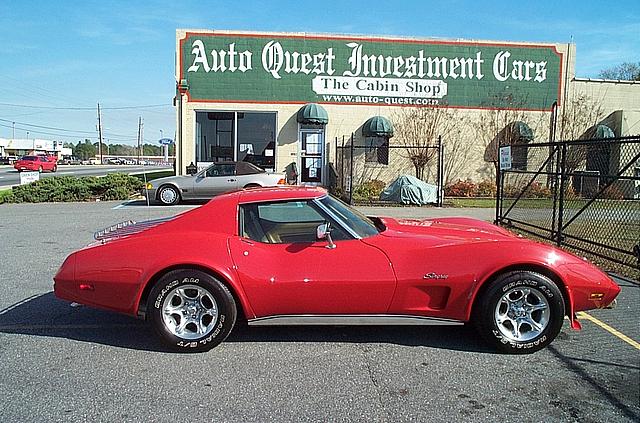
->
0, 0, 638, 145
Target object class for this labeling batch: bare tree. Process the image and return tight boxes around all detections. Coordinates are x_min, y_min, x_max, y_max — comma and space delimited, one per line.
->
475, 96, 539, 179
392, 106, 464, 181
442, 123, 472, 185
599, 62, 640, 81
557, 93, 606, 173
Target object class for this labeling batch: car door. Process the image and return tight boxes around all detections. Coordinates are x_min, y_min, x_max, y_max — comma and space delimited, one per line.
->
40, 156, 52, 170
194, 163, 238, 197
228, 199, 396, 317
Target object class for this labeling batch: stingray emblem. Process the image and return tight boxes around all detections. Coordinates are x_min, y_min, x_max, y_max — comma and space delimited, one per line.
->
424, 272, 449, 280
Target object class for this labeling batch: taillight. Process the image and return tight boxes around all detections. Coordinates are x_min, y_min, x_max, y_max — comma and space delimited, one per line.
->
277, 178, 286, 185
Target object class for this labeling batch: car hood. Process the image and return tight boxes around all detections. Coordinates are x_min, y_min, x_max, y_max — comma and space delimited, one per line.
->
376, 216, 518, 245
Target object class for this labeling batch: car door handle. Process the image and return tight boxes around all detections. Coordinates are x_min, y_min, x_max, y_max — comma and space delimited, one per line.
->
227, 178, 236, 182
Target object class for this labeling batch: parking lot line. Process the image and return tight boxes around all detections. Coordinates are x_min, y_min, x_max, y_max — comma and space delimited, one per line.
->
577, 311, 640, 350
112, 200, 136, 209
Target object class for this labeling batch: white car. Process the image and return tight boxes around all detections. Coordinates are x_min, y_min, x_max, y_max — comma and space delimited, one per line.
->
143, 161, 287, 205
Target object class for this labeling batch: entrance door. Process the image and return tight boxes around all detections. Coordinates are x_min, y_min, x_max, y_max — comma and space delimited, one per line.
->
299, 130, 324, 185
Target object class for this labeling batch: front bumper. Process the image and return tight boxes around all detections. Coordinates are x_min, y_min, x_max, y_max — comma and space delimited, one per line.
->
141, 187, 157, 201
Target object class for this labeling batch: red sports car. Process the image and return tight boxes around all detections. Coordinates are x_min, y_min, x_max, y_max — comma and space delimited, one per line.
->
14, 155, 58, 172
54, 187, 620, 353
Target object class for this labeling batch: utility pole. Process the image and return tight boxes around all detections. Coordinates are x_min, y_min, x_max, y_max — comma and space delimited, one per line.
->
12, 122, 15, 140
137, 117, 143, 164
97, 103, 103, 164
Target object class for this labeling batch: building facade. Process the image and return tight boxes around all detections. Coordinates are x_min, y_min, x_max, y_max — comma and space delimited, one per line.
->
174, 30, 639, 187
0, 138, 67, 158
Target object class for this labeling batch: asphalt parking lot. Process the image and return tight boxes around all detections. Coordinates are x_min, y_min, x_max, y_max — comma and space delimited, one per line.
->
0, 200, 638, 422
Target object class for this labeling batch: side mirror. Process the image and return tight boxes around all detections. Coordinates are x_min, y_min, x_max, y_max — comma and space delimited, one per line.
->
316, 222, 336, 249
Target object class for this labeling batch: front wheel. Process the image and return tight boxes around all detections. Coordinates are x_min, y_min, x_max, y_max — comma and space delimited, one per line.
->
157, 185, 180, 205
147, 269, 237, 352
52, 165, 57, 172
474, 271, 565, 354
38, 166, 43, 173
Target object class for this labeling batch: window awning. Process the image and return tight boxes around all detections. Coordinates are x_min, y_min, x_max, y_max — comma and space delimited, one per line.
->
510, 121, 534, 142
362, 116, 394, 138
483, 121, 533, 162
296, 103, 329, 124
594, 124, 615, 139
580, 123, 616, 140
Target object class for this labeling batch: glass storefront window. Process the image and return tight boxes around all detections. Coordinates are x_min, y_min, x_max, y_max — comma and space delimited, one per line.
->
237, 112, 276, 171
196, 112, 234, 162
195, 111, 276, 171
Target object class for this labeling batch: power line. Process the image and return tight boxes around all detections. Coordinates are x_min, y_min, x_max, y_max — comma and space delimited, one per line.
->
0, 102, 172, 110
0, 117, 96, 135
0, 117, 137, 139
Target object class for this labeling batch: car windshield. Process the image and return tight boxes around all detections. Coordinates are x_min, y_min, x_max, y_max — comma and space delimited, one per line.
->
21, 156, 37, 161
318, 195, 379, 238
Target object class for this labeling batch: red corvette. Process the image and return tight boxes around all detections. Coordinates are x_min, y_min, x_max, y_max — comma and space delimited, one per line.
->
54, 187, 620, 353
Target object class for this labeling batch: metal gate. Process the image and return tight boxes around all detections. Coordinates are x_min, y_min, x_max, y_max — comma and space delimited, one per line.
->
496, 135, 640, 271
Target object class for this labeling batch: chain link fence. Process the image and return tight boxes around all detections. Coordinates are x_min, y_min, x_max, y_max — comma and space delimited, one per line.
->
497, 135, 640, 274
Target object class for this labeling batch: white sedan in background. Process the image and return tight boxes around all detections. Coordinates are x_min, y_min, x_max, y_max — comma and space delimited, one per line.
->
144, 161, 287, 205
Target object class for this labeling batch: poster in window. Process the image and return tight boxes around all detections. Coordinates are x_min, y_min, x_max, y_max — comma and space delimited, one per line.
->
240, 143, 254, 154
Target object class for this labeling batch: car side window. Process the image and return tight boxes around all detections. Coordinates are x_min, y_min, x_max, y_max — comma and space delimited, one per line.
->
206, 163, 235, 177
240, 200, 350, 244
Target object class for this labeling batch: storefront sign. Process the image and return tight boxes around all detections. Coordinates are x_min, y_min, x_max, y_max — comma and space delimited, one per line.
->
180, 32, 562, 110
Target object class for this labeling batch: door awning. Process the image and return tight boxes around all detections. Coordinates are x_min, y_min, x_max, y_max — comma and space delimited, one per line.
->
296, 103, 329, 124
362, 116, 394, 138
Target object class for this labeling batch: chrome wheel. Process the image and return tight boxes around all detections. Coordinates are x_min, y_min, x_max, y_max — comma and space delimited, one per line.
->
159, 186, 178, 205
494, 286, 550, 342
161, 284, 218, 340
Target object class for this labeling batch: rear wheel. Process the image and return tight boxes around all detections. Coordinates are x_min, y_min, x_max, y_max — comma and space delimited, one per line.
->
38, 166, 43, 173
243, 183, 261, 189
147, 269, 237, 352
157, 185, 180, 205
474, 271, 565, 354
52, 164, 57, 172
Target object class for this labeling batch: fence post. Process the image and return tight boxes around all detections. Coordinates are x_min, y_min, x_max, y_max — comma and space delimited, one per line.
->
495, 163, 501, 224
551, 144, 560, 240
340, 136, 345, 193
436, 135, 444, 207
349, 132, 354, 204
556, 143, 567, 246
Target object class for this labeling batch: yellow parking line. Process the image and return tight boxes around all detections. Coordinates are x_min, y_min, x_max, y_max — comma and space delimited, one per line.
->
577, 311, 640, 350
